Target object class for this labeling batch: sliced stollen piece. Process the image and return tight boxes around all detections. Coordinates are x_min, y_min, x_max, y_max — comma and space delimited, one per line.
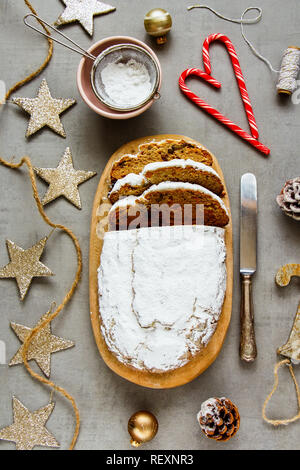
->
143, 159, 224, 194
110, 139, 213, 183
98, 225, 227, 373
138, 139, 214, 164
108, 195, 145, 231
108, 159, 224, 204
108, 173, 149, 204
108, 182, 229, 230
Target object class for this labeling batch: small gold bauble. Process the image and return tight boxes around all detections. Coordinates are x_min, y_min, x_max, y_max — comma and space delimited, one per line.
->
128, 410, 158, 447
144, 8, 172, 45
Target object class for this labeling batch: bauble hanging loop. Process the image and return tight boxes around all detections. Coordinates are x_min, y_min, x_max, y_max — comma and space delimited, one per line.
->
144, 8, 172, 45
128, 410, 158, 447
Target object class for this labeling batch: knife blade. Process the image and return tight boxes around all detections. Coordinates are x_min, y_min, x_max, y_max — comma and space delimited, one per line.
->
239, 173, 257, 362
240, 173, 257, 275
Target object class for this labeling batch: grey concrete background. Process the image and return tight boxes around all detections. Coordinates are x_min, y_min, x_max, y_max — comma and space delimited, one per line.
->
0, 0, 299, 451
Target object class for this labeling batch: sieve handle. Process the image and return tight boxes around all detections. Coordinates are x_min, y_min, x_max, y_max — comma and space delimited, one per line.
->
23, 14, 97, 61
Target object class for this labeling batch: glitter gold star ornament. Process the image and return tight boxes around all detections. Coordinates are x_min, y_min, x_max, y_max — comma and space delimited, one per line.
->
55, 0, 116, 36
35, 147, 96, 209
0, 397, 60, 450
0, 237, 53, 300
12, 79, 76, 138
9, 309, 75, 378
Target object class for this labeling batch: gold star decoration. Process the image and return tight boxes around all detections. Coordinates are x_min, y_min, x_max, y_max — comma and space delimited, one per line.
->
55, 0, 116, 36
35, 147, 96, 209
12, 78, 76, 138
0, 237, 53, 301
0, 397, 60, 450
9, 308, 75, 378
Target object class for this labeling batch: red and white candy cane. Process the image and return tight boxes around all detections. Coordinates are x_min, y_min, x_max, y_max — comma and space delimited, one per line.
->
179, 33, 270, 156
203, 33, 259, 139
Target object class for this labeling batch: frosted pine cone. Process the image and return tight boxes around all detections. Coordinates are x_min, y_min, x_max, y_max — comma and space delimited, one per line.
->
276, 177, 300, 221
197, 397, 240, 442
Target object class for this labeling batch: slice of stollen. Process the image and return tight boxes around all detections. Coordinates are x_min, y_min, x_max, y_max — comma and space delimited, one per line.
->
108, 159, 225, 204
108, 182, 229, 231
110, 139, 213, 183
108, 173, 149, 204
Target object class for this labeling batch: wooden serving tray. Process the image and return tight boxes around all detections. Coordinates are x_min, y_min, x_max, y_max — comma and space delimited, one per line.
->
89, 135, 233, 389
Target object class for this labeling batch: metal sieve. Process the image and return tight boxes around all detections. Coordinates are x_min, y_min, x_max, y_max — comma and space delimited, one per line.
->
24, 14, 161, 112
90, 44, 160, 111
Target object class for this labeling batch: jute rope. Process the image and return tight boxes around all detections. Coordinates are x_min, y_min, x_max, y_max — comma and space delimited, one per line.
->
4, 0, 53, 102
262, 359, 300, 426
0, 156, 82, 450
0, 1, 81, 450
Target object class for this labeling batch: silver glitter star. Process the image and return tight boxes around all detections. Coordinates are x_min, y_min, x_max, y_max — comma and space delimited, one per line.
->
55, 0, 116, 36
12, 79, 76, 138
0, 397, 60, 450
35, 147, 96, 209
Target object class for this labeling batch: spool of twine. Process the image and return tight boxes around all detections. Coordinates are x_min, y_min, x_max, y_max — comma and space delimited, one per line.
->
277, 46, 300, 95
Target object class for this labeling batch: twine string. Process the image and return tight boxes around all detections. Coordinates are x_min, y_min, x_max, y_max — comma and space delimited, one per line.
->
0, 0, 81, 450
262, 359, 300, 426
188, 5, 280, 73
0, 155, 82, 450
4, 0, 53, 102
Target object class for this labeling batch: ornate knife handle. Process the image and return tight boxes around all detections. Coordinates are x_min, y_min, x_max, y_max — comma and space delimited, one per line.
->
240, 274, 257, 362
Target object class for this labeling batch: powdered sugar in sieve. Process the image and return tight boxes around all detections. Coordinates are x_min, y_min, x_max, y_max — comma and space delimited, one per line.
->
91, 44, 160, 111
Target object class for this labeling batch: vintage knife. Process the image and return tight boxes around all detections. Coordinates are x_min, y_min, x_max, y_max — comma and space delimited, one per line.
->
240, 173, 257, 362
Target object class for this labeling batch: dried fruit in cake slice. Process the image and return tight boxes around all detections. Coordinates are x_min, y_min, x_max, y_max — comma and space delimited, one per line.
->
108, 182, 229, 230
108, 159, 225, 204
110, 139, 213, 183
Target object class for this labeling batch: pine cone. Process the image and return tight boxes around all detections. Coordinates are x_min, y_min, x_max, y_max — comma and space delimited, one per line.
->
276, 177, 300, 221
197, 397, 240, 442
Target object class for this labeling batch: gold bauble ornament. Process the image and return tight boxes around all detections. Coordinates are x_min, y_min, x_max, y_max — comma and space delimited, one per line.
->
128, 410, 158, 447
144, 8, 172, 44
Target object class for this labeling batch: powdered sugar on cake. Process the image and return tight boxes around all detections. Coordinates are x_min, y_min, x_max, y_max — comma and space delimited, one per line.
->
98, 225, 226, 372
111, 195, 138, 209
142, 158, 219, 175
109, 173, 147, 194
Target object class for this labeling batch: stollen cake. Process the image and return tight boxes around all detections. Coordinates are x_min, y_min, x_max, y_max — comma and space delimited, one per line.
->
108, 173, 148, 204
98, 225, 227, 372
108, 182, 229, 230
110, 139, 213, 183
108, 159, 224, 204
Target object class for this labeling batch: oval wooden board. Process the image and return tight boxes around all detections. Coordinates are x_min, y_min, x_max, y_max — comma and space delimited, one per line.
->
89, 134, 233, 389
